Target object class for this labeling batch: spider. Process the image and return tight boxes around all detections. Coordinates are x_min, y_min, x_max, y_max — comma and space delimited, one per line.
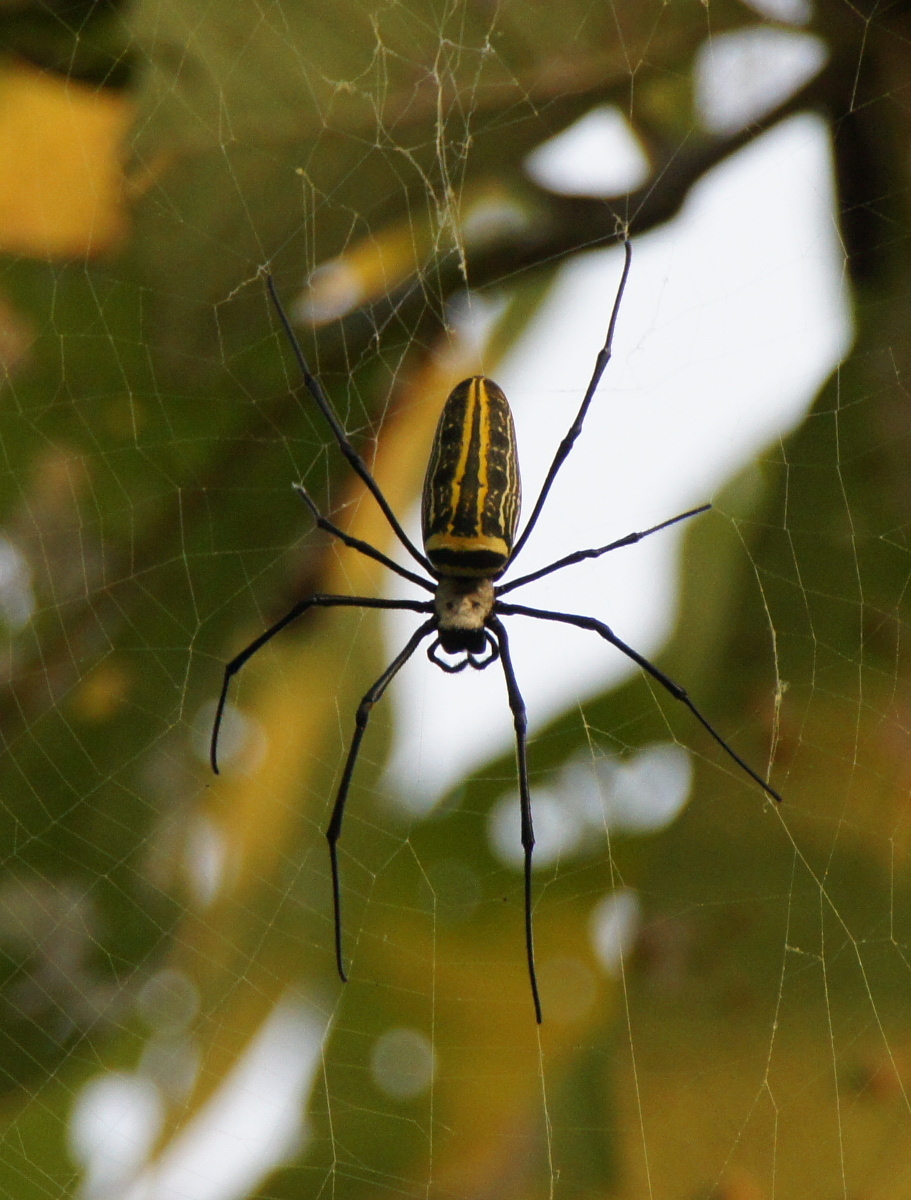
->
210, 240, 781, 1023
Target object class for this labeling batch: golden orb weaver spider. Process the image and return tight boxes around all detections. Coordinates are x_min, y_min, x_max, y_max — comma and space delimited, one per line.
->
211, 240, 782, 1023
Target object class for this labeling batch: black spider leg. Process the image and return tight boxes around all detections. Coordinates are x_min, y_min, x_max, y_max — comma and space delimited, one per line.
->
499, 504, 711, 595
210, 594, 433, 773
486, 617, 542, 1023
497, 602, 782, 805
469, 632, 500, 669
326, 617, 437, 982
427, 638, 471, 673
426, 629, 500, 673
264, 273, 432, 574
509, 238, 633, 564
293, 484, 434, 593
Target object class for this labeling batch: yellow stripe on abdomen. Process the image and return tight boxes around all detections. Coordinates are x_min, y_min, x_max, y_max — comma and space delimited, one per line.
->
421, 376, 521, 579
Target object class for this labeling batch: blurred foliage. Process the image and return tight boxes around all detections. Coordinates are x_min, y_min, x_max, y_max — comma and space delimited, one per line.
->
1, 0, 911, 1198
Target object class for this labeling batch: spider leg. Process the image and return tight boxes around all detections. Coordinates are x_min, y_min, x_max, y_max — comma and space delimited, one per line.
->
327, 617, 437, 982
293, 484, 434, 592
426, 631, 500, 672
427, 638, 472, 673
499, 504, 710, 595
488, 616, 543, 1024
469, 630, 500, 669
497, 601, 782, 805
264, 273, 432, 574
210, 594, 432, 773
510, 238, 632, 563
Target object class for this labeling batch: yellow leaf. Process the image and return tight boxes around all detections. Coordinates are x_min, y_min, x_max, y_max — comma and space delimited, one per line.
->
0, 62, 131, 257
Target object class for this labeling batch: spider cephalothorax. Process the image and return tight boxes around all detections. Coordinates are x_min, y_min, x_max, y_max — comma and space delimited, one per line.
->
211, 242, 781, 1023
430, 577, 498, 668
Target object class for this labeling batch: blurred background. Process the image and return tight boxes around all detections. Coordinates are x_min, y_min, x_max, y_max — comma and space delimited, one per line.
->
1, 1, 910, 1197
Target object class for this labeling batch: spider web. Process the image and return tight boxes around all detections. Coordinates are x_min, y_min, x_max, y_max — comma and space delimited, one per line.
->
2, 3, 910, 1199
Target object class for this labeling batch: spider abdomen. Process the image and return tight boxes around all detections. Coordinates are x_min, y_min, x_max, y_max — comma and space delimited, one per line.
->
421, 376, 521, 578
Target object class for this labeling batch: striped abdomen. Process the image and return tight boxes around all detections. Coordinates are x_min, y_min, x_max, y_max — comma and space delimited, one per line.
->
422, 376, 521, 578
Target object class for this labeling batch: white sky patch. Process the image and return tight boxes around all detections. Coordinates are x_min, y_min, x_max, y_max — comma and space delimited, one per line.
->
70, 1073, 164, 1200
194, 698, 267, 776
525, 105, 650, 197
590, 889, 641, 976
384, 112, 851, 811
583, 742, 693, 834
489, 785, 580, 869
137, 969, 200, 1035
183, 815, 227, 908
109, 999, 325, 1200
0, 534, 34, 629
487, 741, 692, 869
741, 0, 812, 25
695, 28, 827, 135
371, 1027, 436, 1100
